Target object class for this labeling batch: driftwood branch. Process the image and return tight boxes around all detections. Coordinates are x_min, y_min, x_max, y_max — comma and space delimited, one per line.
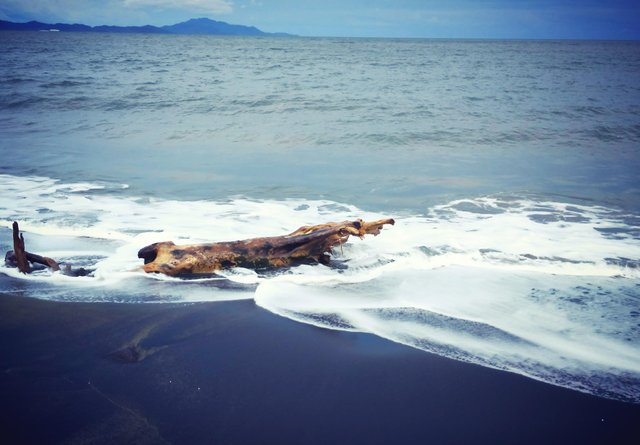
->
138, 218, 395, 277
6, 221, 60, 273
12, 221, 30, 273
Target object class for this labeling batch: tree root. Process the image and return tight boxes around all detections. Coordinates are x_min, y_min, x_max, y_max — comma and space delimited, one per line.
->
6, 222, 60, 273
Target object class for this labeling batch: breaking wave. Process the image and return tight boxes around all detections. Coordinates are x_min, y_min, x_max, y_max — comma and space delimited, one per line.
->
1, 174, 639, 403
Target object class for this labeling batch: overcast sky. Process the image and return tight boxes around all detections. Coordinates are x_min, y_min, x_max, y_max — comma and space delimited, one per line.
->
0, 0, 638, 39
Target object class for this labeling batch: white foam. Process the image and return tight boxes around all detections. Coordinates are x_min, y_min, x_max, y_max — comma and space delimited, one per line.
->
1, 174, 639, 402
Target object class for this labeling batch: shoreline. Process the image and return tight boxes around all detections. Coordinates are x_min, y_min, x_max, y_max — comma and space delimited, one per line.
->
1, 293, 638, 444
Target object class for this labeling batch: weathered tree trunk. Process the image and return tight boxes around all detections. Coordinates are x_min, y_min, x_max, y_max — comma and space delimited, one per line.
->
7, 221, 60, 273
138, 218, 394, 277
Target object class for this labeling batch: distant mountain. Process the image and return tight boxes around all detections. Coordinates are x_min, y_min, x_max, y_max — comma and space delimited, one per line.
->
0, 18, 294, 37
162, 18, 264, 36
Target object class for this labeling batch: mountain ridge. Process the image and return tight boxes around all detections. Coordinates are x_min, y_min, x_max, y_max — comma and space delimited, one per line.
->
0, 17, 294, 37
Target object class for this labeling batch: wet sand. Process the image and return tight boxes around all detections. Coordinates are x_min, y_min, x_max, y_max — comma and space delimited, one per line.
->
0, 292, 638, 444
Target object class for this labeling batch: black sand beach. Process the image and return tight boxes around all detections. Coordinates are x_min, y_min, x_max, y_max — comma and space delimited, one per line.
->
0, 292, 638, 445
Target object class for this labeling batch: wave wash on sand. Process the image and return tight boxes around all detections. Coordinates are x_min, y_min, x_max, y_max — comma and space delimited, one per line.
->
1, 173, 639, 403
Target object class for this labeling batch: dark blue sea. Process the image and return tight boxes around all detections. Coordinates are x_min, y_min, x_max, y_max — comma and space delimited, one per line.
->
1, 32, 639, 403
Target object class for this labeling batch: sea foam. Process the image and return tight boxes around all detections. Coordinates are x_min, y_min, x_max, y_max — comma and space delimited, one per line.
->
1, 174, 639, 402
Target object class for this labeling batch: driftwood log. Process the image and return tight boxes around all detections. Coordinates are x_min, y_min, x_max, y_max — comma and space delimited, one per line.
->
138, 218, 395, 277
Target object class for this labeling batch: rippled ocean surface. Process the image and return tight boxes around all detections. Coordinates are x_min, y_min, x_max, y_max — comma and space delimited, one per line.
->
1, 32, 639, 403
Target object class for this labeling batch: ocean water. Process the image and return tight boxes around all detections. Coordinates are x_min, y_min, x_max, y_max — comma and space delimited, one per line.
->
1, 32, 639, 403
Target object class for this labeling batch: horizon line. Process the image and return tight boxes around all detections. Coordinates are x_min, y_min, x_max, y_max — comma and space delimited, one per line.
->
1, 17, 637, 42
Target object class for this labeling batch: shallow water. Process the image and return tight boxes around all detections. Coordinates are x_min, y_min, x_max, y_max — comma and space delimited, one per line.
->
1, 33, 639, 403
